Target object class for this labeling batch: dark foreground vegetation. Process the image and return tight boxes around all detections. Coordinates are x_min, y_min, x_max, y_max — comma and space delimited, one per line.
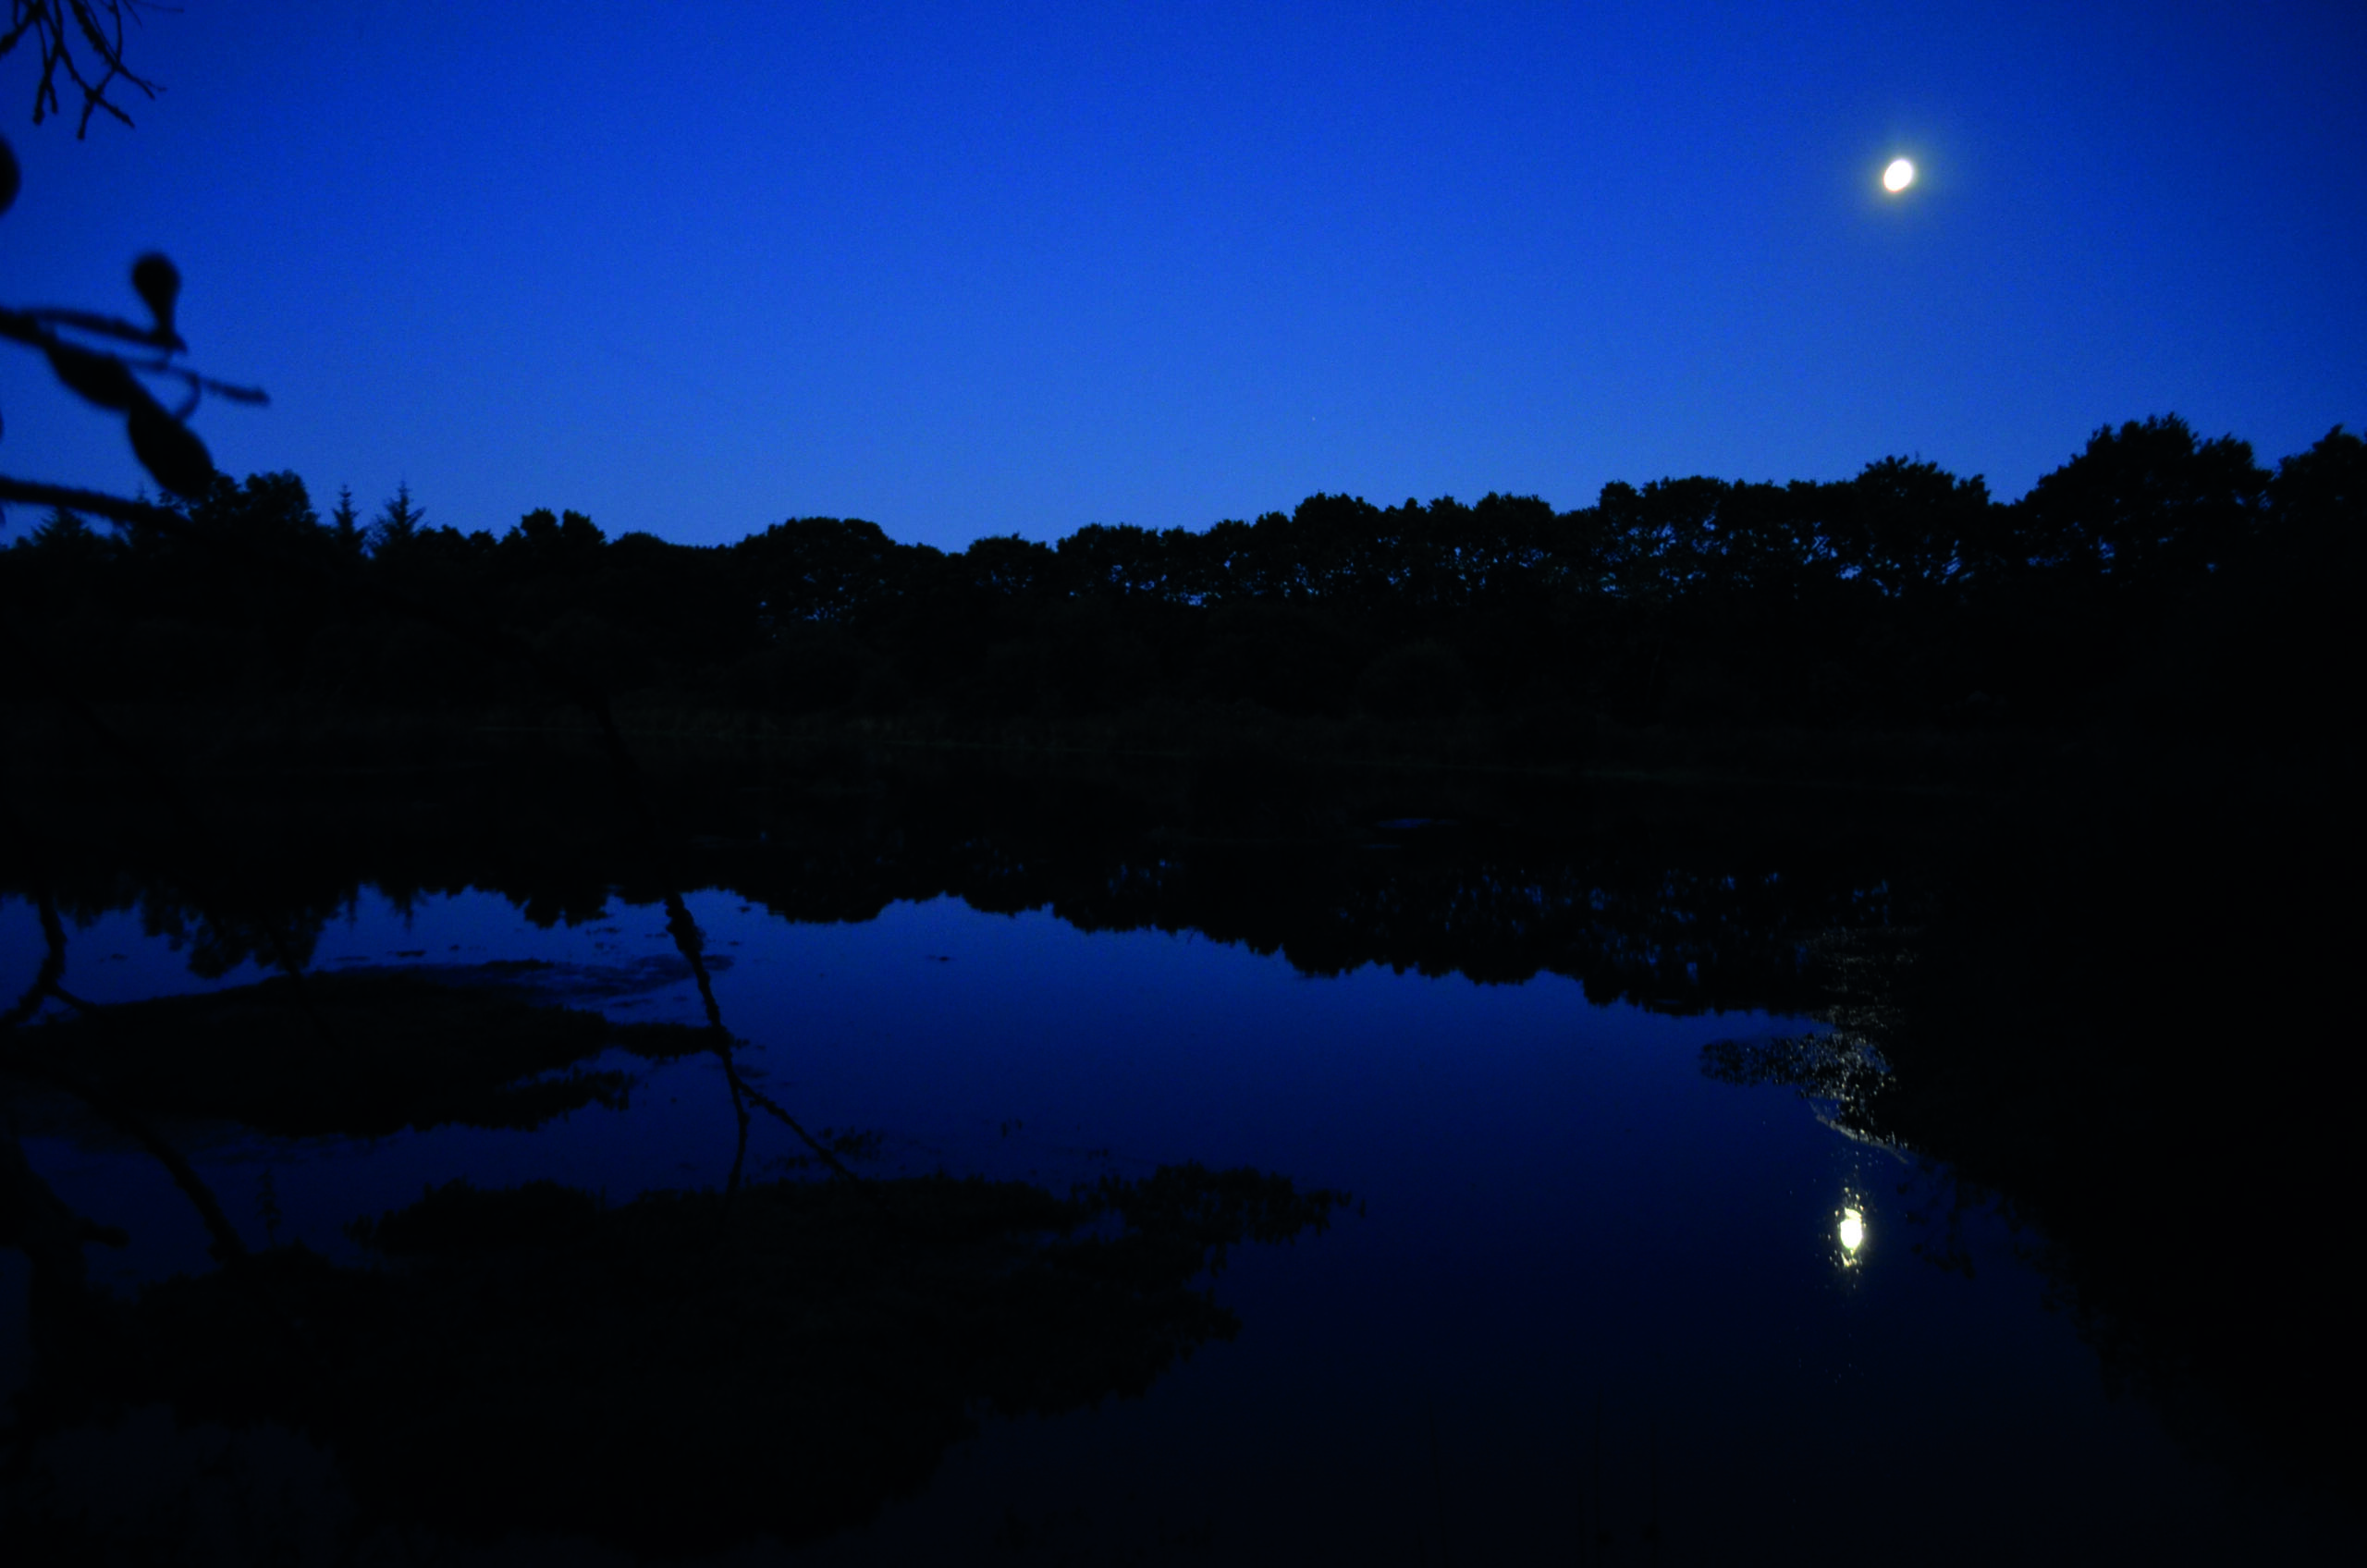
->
6, 415, 2359, 778
14, 1131, 1345, 1558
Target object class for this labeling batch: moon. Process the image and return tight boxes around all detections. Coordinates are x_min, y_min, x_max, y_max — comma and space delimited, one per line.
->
1883, 157, 1916, 194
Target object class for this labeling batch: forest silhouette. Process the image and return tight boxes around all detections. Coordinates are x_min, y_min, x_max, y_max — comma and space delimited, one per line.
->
6, 415, 2359, 778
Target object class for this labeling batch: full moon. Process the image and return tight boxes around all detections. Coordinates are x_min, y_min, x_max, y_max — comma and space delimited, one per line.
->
1883, 157, 1916, 193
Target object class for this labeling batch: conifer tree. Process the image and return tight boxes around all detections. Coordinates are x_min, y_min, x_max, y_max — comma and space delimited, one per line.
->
371, 481, 424, 556
330, 484, 366, 558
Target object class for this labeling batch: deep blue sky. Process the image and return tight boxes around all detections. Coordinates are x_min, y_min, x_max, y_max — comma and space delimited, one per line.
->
6, 1, 2361, 550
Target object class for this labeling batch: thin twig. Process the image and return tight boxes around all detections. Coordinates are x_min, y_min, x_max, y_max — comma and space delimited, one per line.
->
3, 2, 164, 136
21, 304, 184, 355
732, 1072, 863, 1184
656, 890, 854, 1184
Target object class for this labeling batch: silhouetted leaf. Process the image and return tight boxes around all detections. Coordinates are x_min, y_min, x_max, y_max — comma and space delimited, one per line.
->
126, 399, 215, 498
44, 341, 141, 410
0, 135, 18, 216
131, 251, 180, 342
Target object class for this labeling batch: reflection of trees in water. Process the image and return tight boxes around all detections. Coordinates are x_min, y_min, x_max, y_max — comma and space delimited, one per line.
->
12, 766, 1906, 1019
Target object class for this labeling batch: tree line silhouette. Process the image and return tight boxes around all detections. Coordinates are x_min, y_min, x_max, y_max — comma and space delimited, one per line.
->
6, 416, 2356, 760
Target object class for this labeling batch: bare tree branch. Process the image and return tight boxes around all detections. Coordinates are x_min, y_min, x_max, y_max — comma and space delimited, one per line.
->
732, 1071, 865, 1185
3, 2, 166, 136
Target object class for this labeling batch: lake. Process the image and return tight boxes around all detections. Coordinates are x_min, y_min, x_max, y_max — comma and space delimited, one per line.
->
0, 766, 2355, 1563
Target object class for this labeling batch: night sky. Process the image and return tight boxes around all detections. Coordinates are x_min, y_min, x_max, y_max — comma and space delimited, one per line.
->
6, 1, 2361, 549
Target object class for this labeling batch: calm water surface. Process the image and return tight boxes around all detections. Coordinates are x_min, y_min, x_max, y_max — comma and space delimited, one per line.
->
0, 885, 2346, 1563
